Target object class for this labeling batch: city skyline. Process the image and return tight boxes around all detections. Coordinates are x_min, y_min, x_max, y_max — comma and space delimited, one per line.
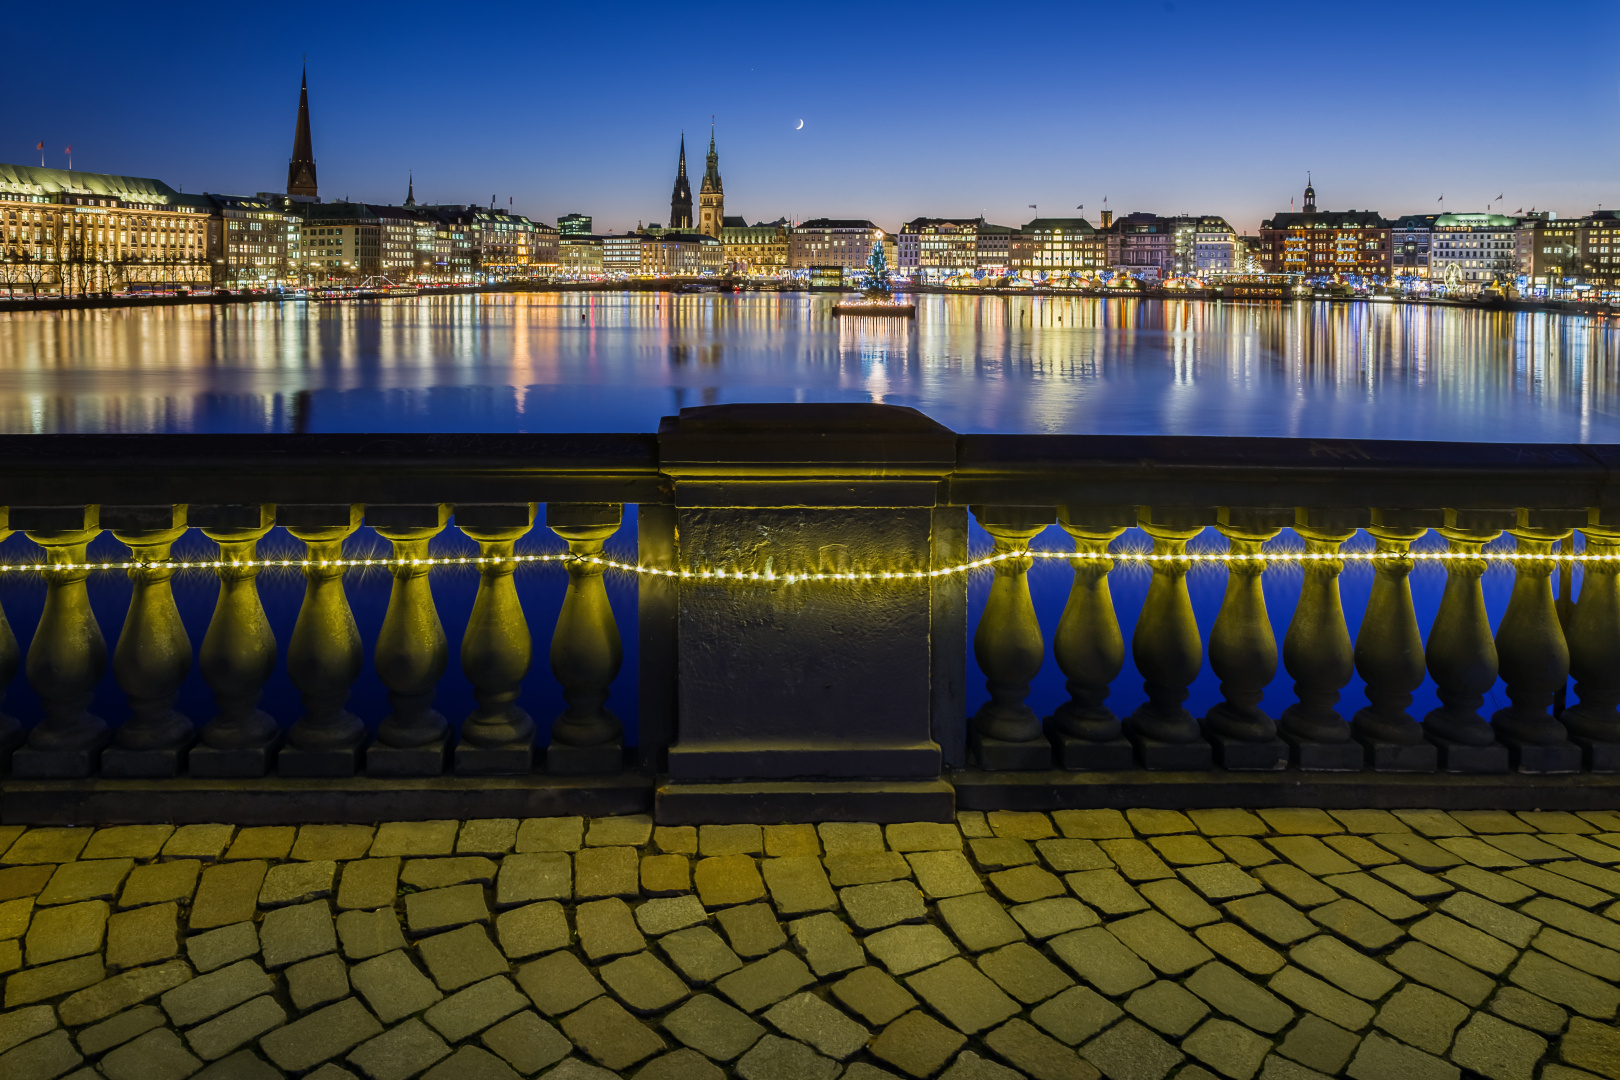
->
6, 0, 1620, 233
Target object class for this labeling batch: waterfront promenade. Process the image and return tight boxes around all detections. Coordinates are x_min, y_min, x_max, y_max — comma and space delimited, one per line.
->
3, 808, 1620, 1080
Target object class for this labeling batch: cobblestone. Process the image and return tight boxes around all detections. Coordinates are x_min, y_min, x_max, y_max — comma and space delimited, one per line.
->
10, 807, 1620, 1078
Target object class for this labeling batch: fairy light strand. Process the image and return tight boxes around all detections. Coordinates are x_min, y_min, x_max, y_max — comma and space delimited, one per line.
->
0, 548, 1610, 584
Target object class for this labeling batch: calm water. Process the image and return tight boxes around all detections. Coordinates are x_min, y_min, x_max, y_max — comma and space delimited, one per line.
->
1, 291, 1618, 439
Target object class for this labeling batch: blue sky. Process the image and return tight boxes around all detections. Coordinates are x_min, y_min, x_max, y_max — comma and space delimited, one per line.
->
7, 1, 1619, 233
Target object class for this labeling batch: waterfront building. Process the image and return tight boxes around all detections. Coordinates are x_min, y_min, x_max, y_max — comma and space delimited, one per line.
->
1578, 211, 1620, 293
1518, 211, 1620, 294
287, 68, 318, 201
1429, 213, 1519, 288
1010, 218, 1105, 276
0, 162, 213, 296
558, 213, 592, 236
209, 193, 296, 288
670, 137, 693, 230
1257, 180, 1391, 279
559, 235, 605, 276
790, 219, 885, 272
369, 202, 426, 280
1390, 214, 1439, 280
897, 218, 1014, 277
603, 233, 644, 276
721, 217, 790, 276
698, 130, 724, 240
530, 220, 559, 272
1105, 213, 1175, 279
300, 202, 383, 281
1171, 216, 1237, 276
641, 231, 724, 276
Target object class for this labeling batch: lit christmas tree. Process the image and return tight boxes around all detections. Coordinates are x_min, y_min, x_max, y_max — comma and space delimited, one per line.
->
860, 241, 893, 303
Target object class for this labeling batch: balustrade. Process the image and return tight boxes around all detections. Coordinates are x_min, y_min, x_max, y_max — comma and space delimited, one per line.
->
1, 418, 1619, 795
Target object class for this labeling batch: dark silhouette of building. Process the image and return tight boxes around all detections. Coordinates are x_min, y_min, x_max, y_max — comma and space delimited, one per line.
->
670, 136, 693, 230
404, 173, 415, 207
287, 69, 318, 200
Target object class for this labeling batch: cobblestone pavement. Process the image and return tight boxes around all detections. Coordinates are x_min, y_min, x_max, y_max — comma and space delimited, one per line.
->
5, 810, 1620, 1080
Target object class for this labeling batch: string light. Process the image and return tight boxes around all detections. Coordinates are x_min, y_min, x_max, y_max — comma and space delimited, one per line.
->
0, 548, 1610, 583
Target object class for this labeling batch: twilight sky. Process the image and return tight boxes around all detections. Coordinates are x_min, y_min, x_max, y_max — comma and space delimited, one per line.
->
7, 1, 1618, 234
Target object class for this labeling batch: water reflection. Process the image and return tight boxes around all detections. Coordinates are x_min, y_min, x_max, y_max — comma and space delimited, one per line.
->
0, 292, 1617, 438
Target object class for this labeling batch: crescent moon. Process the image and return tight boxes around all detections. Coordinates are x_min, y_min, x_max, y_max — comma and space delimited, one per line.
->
796, 119, 804, 130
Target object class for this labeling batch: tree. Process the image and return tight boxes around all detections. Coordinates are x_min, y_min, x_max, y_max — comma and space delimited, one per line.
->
860, 240, 892, 302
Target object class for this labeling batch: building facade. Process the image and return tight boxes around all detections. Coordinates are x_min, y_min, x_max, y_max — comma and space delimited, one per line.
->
640, 232, 724, 275
698, 131, 724, 240
603, 234, 644, 276
1430, 213, 1519, 288
670, 137, 693, 231
1170, 216, 1237, 276
559, 235, 605, 276
790, 220, 885, 271
1106, 213, 1175, 279
558, 214, 591, 236
299, 202, 383, 281
0, 163, 212, 296
1390, 214, 1439, 280
1009, 218, 1106, 276
1257, 181, 1391, 279
1518, 211, 1620, 293
721, 217, 790, 276
208, 194, 296, 288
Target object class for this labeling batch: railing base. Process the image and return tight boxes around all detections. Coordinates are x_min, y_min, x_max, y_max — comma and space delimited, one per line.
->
1575, 737, 1620, 773
1048, 732, 1135, 770
0, 774, 655, 825
101, 744, 191, 778
1208, 734, 1290, 771
1284, 736, 1364, 772
366, 741, 449, 777
1360, 737, 1438, 772
970, 732, 1052, 771
1434, 738, 1511, 773
655, 779, 955, 825
1505, 739, 1583, 775
952, 766, 1620, 811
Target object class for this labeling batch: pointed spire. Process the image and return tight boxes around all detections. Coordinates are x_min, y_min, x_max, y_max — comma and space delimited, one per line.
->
405, 172, 415, 207
678, 134, 687, 177
287, 64, 318, 199
670, 132, 693, 230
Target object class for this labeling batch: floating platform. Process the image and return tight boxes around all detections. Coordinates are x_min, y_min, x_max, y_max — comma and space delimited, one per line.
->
832, 302, 915, 318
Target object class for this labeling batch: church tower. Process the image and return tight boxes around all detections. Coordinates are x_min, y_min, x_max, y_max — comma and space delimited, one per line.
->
287, 67, 318, 200
670, 136, 693, 230
1303, 174, 1316, 213
698, 126, 723, 239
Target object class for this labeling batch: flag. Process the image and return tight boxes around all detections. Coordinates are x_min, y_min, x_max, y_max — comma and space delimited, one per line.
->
1496, 193, 1503, 201
1028, 204, 1036, 209
35, 141, 42, 150
64, 145, 70, 153
1438, 194, 1443, 202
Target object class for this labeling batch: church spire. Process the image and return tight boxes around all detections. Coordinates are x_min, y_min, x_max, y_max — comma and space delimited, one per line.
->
287, 66, 318, 200
1303, 172, 1316, 213
670, 133, 693, 230
405, 172, 415, 207
698, 121, 723, 239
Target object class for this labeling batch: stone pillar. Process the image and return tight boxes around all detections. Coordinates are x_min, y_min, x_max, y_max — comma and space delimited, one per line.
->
102, 505, 194, 778
1351, 512, 1439, 772
969, 507, 1053, 771
1278, 512, 1364, 771
657, 404, 957, 823
1203, 508, 1290, 771
368, 504, 451, 777
546, 503, 625, 775
12, 506, 107, 778
1043, 507, 1132, 770
1491, 511, 1583, 773
1124, 507, 1214, 770
0, 509, 21, 773
191, 505, 280, 778
456, 503, 537, 775
1565, 516, 1620, 771
279, 504, 367, 777
1424, 511, 1511, 773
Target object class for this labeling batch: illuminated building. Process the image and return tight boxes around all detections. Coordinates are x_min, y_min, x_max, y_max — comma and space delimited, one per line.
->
1168, 216, 1237, 276
286, 68, 318, 201
1010, 218, 1105, 275
1104, 213, 1175, 279
602, 234, 644, 276
669, 137, 693, 230
0, 162, 212, 295
208, 194, 296, 288
1519, 211, 1620, 293
559, 235, 605, 276
898, 218, 1013, 277
790, 220, 885, 272
1257, 180, 1391, 279
1429, 213, 1519, 287
558, 214, 592, 236
299, 203, 383, 281
721, 217, 790, 276
640, 232, 724, 275
698, 129, 724, 240
1390, 214, 1439, 279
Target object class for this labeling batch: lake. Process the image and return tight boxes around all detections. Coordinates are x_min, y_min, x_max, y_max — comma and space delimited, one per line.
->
1, 291, 1618, 439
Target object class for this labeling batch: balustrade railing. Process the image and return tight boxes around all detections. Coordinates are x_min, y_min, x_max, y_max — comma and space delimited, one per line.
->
0, 411, 1616, 800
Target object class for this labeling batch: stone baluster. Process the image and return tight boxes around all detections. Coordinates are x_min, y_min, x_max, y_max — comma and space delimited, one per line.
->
969, 507, 1054, 770
279, 505, 367, 777
456, 503, 537, 774
0, 510, 20, 772
1423, 511, 1511, 772
1125, 507, 1214, 770
1351, 512, 1439, 772
1566, 516, 1620, 771
1491, 510, 1583, 773
12, 506, 108, 778
1203, 508, 1290, 770
546, 503, 626, 774
367, 505, 451, 777
102, 505, 194, 778
1278, 512, 1364, 771
1044, 507, 1133, 769
191, 505, 279, 777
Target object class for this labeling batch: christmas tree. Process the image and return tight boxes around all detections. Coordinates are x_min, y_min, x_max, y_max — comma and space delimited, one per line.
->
860, 240, 892, 302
